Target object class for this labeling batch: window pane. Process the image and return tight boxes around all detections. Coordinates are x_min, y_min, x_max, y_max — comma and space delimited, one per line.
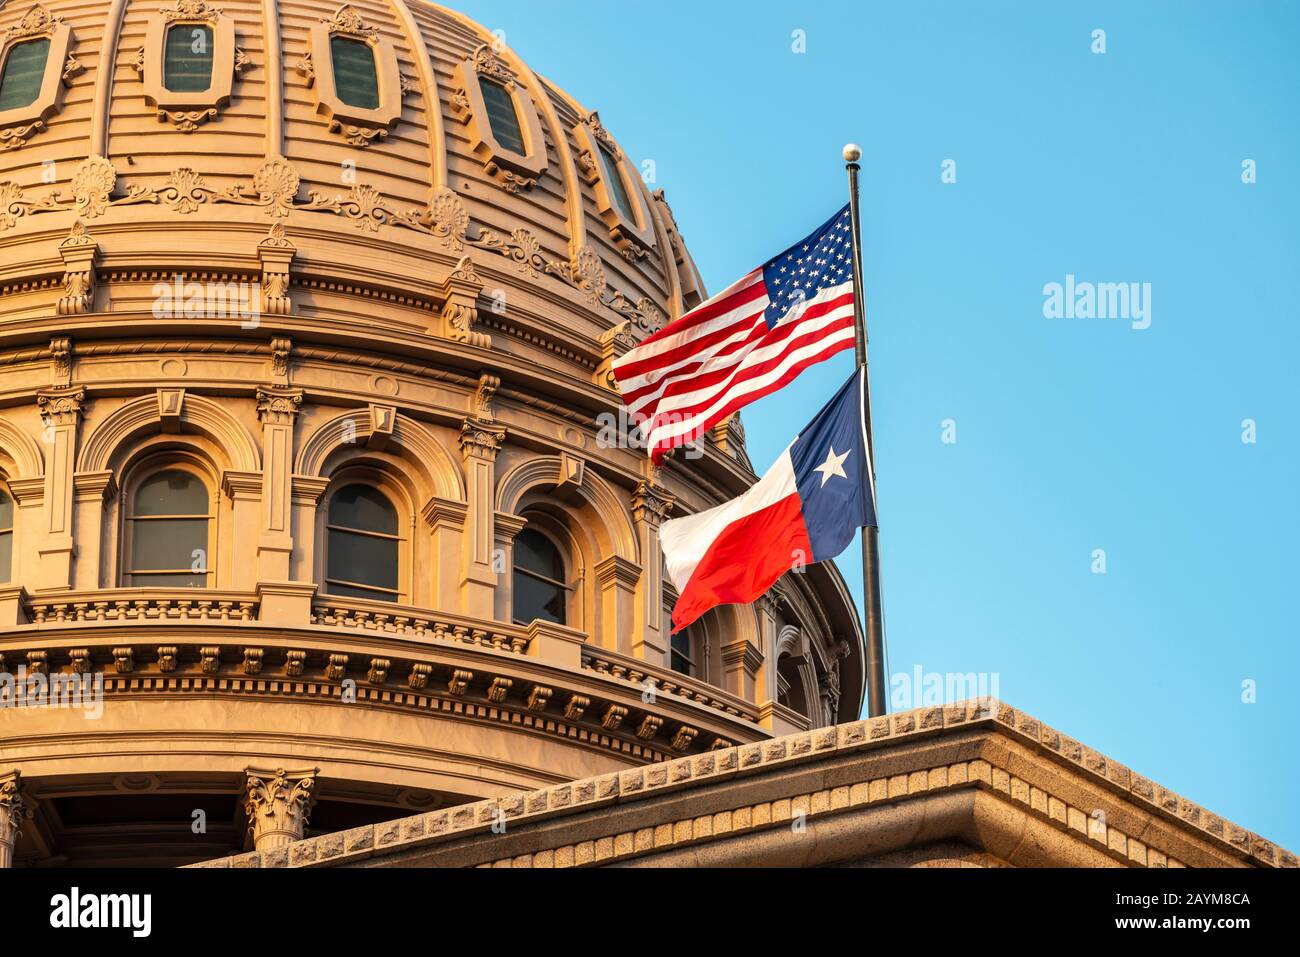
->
515, 529, 563, 581
325, 581, 398, 603
330, 36, 379, 109
131, 571, 208, 588
131, 517, 208, 573
0, 37, 50, 111
327, 527, 398, 592
512, 571, 565, 626
598, 143, 637, 223
0, 530, 11, 583
134, 470, 208, 516
0, 491, 12, 531
328, 484, 397, 535
670, 630, 692, 675
163, 24, 214, 93
480, 78, 526, 154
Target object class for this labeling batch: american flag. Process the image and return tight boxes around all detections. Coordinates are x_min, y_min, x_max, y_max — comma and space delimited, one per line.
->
612, 205, 858, 462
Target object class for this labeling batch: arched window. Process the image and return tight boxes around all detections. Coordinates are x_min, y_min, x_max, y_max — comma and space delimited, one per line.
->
163, 24, 214, 93
325, 484, 399, 602
0, 37, 51, 111
330, 35, 379, 110
125, 467, 212, 587
0, 488, 13, 583
670, 626, 695, 676
479, 77, 525, 155
512, 528, 566, 626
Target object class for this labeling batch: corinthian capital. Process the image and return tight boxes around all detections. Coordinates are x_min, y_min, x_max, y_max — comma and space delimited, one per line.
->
242, 766, 318, 850
256, 386, 303, 425
36, 386, 86, 425
0, 771, 31, 868
459, 417, 506, 460
632, 479, 675, 527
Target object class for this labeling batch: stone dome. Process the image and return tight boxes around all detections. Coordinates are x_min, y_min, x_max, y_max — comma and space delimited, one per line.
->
0, 0, 863, 867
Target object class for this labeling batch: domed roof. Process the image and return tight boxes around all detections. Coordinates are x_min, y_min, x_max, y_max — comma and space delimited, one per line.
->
0, 0, 705, 349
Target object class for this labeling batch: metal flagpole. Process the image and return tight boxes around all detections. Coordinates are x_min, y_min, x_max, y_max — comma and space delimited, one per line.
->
843, 143, 888, 718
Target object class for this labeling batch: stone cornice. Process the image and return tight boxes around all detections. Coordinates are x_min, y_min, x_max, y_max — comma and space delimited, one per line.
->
187, 700, 1295, 871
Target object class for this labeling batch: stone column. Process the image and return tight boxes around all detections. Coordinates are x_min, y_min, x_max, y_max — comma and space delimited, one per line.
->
458, 417, 505, 619
254, 388, 309, 623
631, 480, 674, 665
35, 386, 86, 592
0, 771, 30, 869
71, 471, 116, 589
243, 766, 318, 851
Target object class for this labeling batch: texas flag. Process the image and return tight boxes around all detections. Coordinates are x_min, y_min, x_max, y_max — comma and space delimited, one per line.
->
661, 368, 877, 633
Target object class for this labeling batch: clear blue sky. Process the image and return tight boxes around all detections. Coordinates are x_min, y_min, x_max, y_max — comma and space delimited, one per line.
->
453, 0, 1300, 851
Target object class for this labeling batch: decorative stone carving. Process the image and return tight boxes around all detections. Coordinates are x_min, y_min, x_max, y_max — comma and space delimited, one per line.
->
56, 221, 96, 315
594, 320, 636, 390
447, 669, 472, 696
48, 337, 72, 387
157, 647, 178, 673
635, 715, 662, 740
35, 385, 85, 426
458, 417, 506, 461
284, 650, 306, 676
198, 646, 221, 673
601, 704, 628, 730
526, 685, 552, 712
435, 256, 490, 347
256, 386, 302, 425
68, 648, 92, 674
367, 658, 390, 685
324, 653, 348, 681
564, 694, 590, 721
258, 224, 295, 316
112, 647, 134, 674
486, 676, 512, 703
25, 650, 47, 675
670, 726, 699, 751
0, 771, 32, 869
242, 648, 264, 675
472, 373, 499, 422
407, 663, 431, 690
632, 479, 675, 528
243, 766, 317, 850
269, 336, 293, 384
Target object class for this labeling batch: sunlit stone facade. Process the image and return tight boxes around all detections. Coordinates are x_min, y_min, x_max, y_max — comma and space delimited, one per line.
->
0, 0, 865, 866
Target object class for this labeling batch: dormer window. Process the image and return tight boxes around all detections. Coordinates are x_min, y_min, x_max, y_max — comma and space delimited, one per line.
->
329, 35, 378, 110
597, 142, 637, 224
0, 36, 50, 110
163, 24, 213, 93
131, 1, 246, 131
576, 112, 656, 260
451, 44, 547, 193
479, 77, 525, 155
0, 4, 79, 150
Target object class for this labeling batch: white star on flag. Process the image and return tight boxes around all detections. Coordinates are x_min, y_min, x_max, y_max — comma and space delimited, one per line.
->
813, 445, 850, 486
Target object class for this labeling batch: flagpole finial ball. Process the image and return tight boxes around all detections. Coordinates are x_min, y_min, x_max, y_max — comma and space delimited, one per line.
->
842, 143, 862, 163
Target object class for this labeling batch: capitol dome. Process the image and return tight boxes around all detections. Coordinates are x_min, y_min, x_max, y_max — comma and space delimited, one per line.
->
0, 0, 864, 867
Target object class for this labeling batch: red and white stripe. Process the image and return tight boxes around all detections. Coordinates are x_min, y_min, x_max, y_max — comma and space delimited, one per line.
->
612, 273, 855, 461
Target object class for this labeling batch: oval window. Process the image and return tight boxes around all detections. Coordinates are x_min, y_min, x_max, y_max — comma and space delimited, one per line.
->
163, 24, 214, 93
330, 36, 379, 110
0, 36, 51, 112
479, 77, 526, 155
